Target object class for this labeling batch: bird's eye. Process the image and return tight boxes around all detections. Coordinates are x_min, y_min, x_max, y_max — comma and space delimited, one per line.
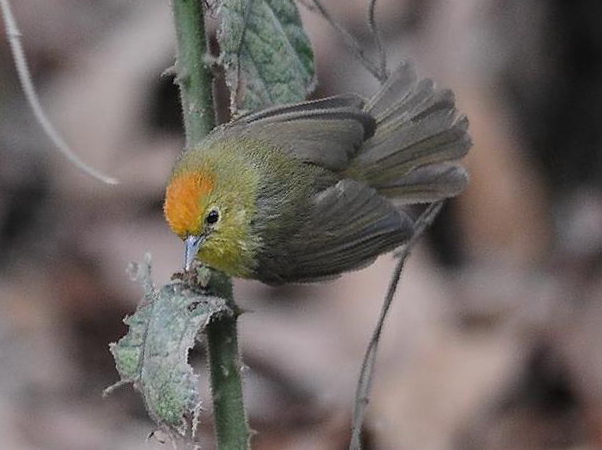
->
205, 209, 219, 225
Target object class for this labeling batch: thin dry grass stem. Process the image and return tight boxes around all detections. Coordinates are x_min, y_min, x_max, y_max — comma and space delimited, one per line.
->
298, 0, 386, 83
349, 201, 444, 450
368, 0, 388, 81
0, 0, 118, 185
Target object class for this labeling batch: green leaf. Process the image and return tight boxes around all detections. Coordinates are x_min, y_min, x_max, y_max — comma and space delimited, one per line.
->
106, 255, 232, 438
219, 0, 315, 113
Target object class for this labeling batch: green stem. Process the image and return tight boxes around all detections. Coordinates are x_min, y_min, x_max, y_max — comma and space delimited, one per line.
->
171, 1, 250, 448
172, 0, 216, 145
206, 272, 249, 450
206, 317, 249, 448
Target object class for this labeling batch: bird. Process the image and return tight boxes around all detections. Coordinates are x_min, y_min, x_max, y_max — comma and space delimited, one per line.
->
163, 62, 471, 285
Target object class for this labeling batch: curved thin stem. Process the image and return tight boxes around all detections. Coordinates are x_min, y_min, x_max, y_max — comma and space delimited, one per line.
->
349, 201, 444, 450
300, 0, 386, 83
0, 0, 118, 185
368, 0, 388, 81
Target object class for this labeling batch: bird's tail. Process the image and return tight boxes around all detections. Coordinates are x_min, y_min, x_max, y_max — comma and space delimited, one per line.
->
348, 61, 471, 203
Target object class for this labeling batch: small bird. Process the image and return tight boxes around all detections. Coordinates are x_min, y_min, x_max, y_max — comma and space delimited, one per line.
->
164, 62, 470, 284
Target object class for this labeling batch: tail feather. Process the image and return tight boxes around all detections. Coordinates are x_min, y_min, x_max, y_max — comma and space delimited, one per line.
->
349, 62, 471, 201
376, 163, 469, 203
364, 60, 417, 115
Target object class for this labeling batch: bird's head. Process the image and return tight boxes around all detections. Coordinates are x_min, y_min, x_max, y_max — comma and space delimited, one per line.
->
163, 163, 259, 277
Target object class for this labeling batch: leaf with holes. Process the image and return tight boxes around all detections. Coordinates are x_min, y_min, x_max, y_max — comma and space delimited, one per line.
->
106, 255, 232, 438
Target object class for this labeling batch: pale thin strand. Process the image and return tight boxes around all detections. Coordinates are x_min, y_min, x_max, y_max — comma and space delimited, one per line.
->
349, 201, 444, 450
368, 0, 388, 81
299, 0, 386, 83
0, 0, 118, 185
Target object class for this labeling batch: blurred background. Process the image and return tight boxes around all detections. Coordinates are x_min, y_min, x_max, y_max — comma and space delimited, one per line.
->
1, 0, 602, 448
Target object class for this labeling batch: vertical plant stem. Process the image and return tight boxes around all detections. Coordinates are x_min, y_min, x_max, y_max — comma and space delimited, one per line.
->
171, 1, 250, 449
206, 271, 249, 450
172, 0, 216, 145
206, 317, 249, 449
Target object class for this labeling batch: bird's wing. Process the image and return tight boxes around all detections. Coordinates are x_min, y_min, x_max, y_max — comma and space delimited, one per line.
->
257, 179, 413, 284
224, 95, 375, 172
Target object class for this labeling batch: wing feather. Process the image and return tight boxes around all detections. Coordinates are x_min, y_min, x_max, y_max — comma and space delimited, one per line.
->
257, 179, 413, 284
220, 95, 375, 172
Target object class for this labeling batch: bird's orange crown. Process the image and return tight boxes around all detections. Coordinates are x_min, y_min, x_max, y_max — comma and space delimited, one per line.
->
164, 171, 215, 237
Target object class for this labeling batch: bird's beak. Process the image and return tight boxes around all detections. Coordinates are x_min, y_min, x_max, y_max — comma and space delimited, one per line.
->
184, 234, 206, 271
